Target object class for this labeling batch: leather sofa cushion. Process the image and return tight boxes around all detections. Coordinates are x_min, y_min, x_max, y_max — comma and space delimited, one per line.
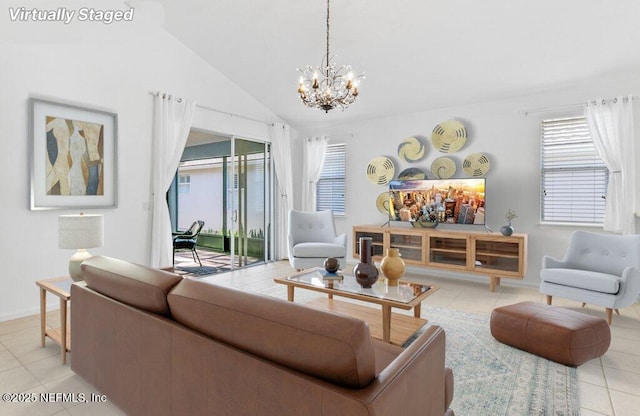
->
167, 278, 376, 389
541, 268, 620, 294
81, 256, 182, 316
292, 242, 346, 258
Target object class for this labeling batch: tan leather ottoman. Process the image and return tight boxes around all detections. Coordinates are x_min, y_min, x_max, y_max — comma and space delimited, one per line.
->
490, 301, 610, 366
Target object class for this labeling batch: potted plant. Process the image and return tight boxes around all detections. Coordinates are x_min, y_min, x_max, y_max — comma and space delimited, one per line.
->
501, 209, 517, 236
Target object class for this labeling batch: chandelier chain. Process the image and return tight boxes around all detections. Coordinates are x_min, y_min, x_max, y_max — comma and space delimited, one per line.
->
326, 0, 330, 78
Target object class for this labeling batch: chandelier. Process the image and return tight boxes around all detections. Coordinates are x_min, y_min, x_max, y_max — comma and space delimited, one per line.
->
297, 0, 364, 113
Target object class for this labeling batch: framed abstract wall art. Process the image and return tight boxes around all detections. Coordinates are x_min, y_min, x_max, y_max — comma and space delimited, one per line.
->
29, 98, 118, 210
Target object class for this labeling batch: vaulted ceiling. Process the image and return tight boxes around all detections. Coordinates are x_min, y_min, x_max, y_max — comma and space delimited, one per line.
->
155, 0, 640, 130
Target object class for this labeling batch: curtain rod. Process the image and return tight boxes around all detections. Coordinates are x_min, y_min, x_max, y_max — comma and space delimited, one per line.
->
306, 133, 354, 141
149, 91, 274, 126
520, 95, 638, 116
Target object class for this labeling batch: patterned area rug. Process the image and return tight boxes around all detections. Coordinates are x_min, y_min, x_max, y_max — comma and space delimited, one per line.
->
417, 306, 578, 416
259, 286, 579, 415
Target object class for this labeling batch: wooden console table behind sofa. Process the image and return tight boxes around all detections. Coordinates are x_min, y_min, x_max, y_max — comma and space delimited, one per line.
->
353, 225, 528, 292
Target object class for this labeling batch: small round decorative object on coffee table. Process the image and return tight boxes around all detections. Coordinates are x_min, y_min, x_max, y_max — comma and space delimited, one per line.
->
380, 248, 405, 286
324, 257, 340, 273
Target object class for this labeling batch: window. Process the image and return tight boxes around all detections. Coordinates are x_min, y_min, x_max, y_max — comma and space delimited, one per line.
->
317, 143, 346, 215
540, 116, 607, 224
178, 173, 190, 194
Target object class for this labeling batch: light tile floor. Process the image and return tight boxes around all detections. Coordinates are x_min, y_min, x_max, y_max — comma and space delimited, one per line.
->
172, 248, 260, 276
1, 261, 638, 415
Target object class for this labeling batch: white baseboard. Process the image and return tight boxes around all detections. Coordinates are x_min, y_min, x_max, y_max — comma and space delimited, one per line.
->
0, 304, 59, 323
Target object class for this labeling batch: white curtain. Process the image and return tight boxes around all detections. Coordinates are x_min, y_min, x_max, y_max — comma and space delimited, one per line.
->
301, 136, 328, 211
585, 95, 636, 234
270, 122, 294, 260
150, 93, 196, 267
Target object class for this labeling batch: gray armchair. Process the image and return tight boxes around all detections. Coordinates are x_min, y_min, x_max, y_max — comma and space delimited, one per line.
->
540, 230, 640, 324
287, 210, 347, 270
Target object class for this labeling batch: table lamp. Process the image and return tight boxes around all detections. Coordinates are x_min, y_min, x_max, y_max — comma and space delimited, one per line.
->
59, 213, 104, 281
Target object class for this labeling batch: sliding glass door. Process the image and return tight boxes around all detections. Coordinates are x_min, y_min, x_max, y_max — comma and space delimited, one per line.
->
227, 136, 271, 269
169, 131, 272, 272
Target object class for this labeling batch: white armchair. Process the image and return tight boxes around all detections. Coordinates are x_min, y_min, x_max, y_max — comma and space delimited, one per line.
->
287, 210, 347, 270
540, 230, 640, 324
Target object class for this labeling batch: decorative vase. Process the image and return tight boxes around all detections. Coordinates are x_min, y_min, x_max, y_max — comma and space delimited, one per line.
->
500, 223, 514, 236
324, 257, 340, 273
380, 248, 406, 286
353, 237, 379, 288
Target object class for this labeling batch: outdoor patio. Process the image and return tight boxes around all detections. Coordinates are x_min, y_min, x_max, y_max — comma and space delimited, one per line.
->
172, 247, 260, 277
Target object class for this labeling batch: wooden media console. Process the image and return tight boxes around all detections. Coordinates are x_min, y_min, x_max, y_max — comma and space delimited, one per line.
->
353, 225, 528, 292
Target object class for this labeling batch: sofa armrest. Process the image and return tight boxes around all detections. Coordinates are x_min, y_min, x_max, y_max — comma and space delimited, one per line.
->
445, 366, 454, 411
342, 325, 450, 415
542, 255, 566, 270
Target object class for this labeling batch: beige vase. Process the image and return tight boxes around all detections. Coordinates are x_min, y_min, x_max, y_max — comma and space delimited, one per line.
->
380, 248, 405, 286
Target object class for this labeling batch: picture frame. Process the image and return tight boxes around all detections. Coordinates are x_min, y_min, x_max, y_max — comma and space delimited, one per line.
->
29, 98, 118, 210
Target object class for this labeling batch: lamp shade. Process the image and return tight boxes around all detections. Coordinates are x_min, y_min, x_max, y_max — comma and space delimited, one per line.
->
59, 214, 104, 249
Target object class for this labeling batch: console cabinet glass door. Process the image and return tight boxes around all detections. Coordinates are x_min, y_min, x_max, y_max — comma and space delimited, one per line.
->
473, 238, 521, 275
388, 232, 424, 263
427, 235, 468, 269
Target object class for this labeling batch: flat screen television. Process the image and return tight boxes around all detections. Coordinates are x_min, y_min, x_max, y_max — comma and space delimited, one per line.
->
388, 178, 486, 225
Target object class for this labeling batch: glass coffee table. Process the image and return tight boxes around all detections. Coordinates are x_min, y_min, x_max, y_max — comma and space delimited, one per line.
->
274, 268, 438, 345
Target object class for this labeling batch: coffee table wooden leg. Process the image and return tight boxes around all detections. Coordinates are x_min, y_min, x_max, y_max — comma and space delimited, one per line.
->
60, 299, 67, 365
40, 288, 46, 347
414, 303, 421, 318
287, 286, 295, 302
382, 306, 391, 343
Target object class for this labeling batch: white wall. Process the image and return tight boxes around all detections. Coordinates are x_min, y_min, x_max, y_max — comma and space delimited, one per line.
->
0, 1, 281, 321
178, 166, 225, 233
295, 76, 640, 288
178, 162, 266, 236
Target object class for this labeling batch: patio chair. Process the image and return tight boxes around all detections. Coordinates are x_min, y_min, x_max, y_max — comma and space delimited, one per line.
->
173, 220, 205, 266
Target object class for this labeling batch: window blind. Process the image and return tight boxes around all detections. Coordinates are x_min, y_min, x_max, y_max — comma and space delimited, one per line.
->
250, 158, 265, 214
540, 116, 607, 224
316, 143, 346, 215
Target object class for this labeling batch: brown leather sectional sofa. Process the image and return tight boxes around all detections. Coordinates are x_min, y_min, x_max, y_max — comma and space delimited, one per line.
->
71, 256, 454, 415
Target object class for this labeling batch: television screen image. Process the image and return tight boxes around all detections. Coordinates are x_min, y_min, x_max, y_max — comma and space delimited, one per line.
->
388, 178, 486, 225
